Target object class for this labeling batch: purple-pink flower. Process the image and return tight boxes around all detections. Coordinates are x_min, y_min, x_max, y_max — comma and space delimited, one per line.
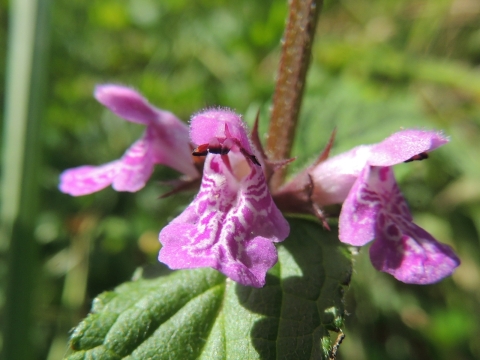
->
341, 165, 459, 284
59, 85, 198, 196
277, 129, 460, 284
159, 109, 290, 287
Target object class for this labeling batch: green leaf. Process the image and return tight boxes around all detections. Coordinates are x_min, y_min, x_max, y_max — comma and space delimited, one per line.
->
65, 218, 351, 360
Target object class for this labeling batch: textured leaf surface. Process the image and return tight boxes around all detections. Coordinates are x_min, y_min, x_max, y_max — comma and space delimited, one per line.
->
65, 218, 351, 360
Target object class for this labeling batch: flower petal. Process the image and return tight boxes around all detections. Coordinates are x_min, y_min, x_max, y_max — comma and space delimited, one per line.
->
370, 218, 460, 284
341, 165, 460, 283
94, 85, 160, 125
148, 119, 198, 178
310, 145, 373, 206
111, 134, 155, 192
159, 155, 289, 287
59, 161, 121, 196
338, 165, 383, 246
369, 129, 449, 167
190, 109, 253, 153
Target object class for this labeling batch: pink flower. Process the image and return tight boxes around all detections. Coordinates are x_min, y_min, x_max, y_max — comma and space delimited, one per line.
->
59, 85, 198, 196
159, 109, 289, 287
341, 165, 459, 284
277, 129, 460, 284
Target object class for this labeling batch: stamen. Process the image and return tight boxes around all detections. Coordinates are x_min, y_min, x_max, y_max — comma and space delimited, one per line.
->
192, 144, 209, 156
404, 152, 428, 163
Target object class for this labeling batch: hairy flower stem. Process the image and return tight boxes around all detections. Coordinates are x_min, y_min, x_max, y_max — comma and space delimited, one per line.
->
267, 0, 322, 190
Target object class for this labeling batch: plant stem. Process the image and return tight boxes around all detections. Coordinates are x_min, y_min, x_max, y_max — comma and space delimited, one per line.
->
1, 0, 50, 358
267, 0, 322, 190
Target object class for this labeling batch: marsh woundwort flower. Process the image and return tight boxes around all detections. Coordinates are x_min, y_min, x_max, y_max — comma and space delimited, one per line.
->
159, 109, 290, 287
59, 85, 198, 196
275, 130, 460, 284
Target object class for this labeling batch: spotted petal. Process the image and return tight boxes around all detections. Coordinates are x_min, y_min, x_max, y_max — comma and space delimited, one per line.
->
370, 217, 460, 284
159, 154, 289, 288
339, 166, 384, 246
340, 166, 460, 283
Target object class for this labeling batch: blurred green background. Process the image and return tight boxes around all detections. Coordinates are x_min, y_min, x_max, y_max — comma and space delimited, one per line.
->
1, 0, 479, 359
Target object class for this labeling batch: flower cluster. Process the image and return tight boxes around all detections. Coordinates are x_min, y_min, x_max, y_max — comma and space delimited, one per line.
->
60, 84, 460, 287
59, 85, 289, 287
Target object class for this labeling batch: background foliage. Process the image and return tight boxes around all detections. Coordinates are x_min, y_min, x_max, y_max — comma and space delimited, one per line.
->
1, 0, 479, 359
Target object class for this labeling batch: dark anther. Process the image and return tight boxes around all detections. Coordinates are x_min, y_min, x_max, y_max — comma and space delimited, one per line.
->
404, 152, 428, 163
193, 143, 261, 166
250, 155, 261, 166
208, 146, 230, 155
192, 144, 209, 157
192, 149, 209, 156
